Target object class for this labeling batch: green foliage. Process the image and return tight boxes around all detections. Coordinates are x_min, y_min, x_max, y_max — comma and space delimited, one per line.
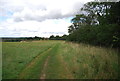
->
68, 1, 120, 48
2, 36, 46, 42
49, 34, 68, 40
68, 24, 120, 47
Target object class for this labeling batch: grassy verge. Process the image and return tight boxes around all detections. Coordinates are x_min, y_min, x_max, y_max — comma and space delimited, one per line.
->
2, 40, 118, 79
59, 42, 118, 79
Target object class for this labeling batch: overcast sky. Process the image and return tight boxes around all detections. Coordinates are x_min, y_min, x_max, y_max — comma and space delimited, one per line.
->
0, 0, 95, 37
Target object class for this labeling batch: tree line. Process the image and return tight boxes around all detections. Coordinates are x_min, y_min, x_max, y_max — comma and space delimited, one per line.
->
2, 35, 68, 42
67, 1, 120, 48
2, 1, 120, 48
2, 37, 44, 42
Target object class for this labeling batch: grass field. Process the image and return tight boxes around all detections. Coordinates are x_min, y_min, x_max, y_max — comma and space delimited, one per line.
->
2, 40, 119, 79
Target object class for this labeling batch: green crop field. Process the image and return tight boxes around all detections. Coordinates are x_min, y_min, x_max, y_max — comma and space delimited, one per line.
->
2, 40, 119, 79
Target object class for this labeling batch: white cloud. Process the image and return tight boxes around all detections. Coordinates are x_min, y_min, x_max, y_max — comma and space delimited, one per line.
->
0, 0, 94, 37
1, 0, 93, 22
0, 18, 71, 37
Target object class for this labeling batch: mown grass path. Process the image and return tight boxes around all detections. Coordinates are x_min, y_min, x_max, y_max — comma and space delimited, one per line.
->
18, 46, 53, 79
40, 56, 50, 79
18, 43, 74, 79
2, 41, 118, 79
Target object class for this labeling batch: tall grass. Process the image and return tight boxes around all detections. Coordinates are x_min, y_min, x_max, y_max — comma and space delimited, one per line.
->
59, 42, 118, 79
2, 40, 118, 79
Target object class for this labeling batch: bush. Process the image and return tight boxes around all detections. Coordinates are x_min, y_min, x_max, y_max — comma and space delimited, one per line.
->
67, 24, 120, 48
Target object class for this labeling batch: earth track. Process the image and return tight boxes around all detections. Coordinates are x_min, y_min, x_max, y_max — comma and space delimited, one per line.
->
19, 43, 73, 79
40, 56, 50, 79
58, 55, 74, 79
18, 46, 53, 79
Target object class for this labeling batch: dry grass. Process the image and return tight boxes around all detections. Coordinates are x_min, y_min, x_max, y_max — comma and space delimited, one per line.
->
59, 42, 118, 79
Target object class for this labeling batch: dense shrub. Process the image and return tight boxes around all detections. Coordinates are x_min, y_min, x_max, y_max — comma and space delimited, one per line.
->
67, 24, 120, 47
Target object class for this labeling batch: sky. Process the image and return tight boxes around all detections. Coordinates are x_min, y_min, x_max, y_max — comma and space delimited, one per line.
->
0, 0, 95, 37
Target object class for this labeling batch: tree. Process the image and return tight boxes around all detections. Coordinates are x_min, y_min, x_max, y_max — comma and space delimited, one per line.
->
49, 35, 55, 40
67, 1, 120, 47
108, 1, 120, 24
